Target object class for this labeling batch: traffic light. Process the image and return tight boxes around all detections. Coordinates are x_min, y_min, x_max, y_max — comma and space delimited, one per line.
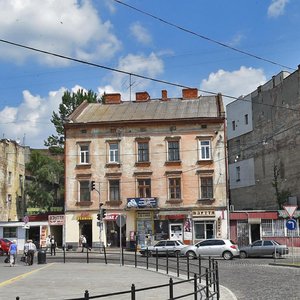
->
101, 209, 107, 219
97, 213, 101, 220
90, 180, 95, 191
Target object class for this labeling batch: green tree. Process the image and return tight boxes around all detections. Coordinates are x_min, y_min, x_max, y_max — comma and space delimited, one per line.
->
44, 89, 101, 153
25, 150, 64, 211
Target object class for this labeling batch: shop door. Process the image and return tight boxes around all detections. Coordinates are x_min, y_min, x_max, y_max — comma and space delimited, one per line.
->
237, 222, 249, 247
169, 223, 183, 241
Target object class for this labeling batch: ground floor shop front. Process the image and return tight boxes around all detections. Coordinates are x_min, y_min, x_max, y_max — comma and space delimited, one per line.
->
230, 210, 300, 247
64, 208, 228, 249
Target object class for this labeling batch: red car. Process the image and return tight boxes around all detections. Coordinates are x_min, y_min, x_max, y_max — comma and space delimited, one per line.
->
0, 238, 12, 256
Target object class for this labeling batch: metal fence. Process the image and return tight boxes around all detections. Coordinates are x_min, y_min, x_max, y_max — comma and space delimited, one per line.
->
16, 246, 220, 300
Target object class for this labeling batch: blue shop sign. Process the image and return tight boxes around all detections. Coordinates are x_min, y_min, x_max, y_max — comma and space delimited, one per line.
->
127, 197, 158, 208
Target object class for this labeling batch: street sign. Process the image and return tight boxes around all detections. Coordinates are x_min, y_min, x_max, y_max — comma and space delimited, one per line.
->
116, 215, 126, 227
283, 205, 298, 218
286, 219, 297, 230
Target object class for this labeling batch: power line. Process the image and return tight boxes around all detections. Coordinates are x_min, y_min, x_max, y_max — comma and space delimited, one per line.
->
0, 38, 298, 113
113, 0, 295, 72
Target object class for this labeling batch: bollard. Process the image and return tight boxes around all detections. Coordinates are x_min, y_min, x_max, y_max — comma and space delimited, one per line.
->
84, 290, 89, 300
169, 278, 174, 299
194, 274, 198, 300
103, 246, 107, 264
131, 284, 136, 300
166, 250, 169, 274
177, 251, 180, 277
198, 255, 202, 283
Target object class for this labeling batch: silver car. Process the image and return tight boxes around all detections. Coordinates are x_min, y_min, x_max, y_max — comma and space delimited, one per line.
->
180, 239, 239, 260
140, 240, 186, 256
239, 240, 289, 258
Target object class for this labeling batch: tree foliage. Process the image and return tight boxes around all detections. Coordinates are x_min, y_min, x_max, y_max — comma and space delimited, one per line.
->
44, 89, 101, 153
25, 150, 64, 210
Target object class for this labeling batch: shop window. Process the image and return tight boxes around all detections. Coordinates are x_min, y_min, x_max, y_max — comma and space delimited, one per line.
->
79, 144, 89, 164
3, 227, 17, 238
79, 180, 90, 202
200, 177, 213, 199
137, 141, 149, 162
137, 179, 151, 198
168, 141, 180, 161
168, 178, 181, 200
109, 142, 119, 163
194, 221, 214, 239
109, 179, 120, 201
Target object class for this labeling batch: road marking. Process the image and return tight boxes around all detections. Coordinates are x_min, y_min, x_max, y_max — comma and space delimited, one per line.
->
0, 263, 55, 287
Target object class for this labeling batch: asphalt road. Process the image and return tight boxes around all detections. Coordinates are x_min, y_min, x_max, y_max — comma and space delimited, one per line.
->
43, 250, 300, 299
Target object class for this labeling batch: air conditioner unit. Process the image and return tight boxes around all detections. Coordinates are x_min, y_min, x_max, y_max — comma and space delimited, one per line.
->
229, 205, 235, 212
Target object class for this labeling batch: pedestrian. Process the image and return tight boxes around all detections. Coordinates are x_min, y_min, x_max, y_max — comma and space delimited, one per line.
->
24, 239, 36, 265
46, 235, 51, 252
80, 235, 87, 252
50, 236, 57, 256
8, 240, 17, 267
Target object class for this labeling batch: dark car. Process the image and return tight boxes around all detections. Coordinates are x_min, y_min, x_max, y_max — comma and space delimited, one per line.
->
140, 240, 186, 256
239, 240, 289, 258
0, 238, 12, 256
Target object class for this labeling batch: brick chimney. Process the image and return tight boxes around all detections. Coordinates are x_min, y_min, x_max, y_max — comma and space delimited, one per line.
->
104, 93, 121, 104
161, 90, 168, 101
182, 88, 198, 99
136, 92, 150, 102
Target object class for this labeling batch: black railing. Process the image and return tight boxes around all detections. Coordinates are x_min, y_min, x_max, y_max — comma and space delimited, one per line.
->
16, 246, 219, 300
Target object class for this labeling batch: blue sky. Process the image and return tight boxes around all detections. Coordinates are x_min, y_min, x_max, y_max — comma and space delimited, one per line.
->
0, 0, 299, 148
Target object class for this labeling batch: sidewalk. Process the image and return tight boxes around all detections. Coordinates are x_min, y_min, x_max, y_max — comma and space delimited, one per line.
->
0, 261, 237, 300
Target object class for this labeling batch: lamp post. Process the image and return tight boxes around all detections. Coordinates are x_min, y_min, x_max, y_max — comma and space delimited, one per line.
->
91, 181, 103, 249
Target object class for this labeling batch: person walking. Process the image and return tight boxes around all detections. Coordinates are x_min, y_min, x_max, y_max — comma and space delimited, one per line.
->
50, 236, 57, 256
24, 239, 36, 266
45, 235, 51, 252
80, 235, 87, 252
8, 240, 17, 267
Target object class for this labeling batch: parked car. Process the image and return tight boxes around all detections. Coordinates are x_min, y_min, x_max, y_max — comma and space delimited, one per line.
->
180, 239, 239, 260
140, 240, 186, 256
239, 240, 289, 258
0, 238, 12, 256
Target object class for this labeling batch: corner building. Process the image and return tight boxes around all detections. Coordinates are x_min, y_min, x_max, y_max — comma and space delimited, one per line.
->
64, 88, 228, 249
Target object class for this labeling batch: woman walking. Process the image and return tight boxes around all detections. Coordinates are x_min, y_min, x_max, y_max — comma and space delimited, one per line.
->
9, 240, 17, 267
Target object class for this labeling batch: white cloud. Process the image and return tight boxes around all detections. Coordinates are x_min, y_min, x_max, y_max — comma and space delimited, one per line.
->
200, 66, 266, 107
98, 52, 164, 100
228, 33, 245, 47
0, 88, 67, 148
0, 0, 121, 65
130, 22, 152, 45
268, 0, 289, 18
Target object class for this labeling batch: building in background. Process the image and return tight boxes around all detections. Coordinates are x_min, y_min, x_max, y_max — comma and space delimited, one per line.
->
227, 66, 300, 247
0, 139, 27, 249
64, 88, 228, 249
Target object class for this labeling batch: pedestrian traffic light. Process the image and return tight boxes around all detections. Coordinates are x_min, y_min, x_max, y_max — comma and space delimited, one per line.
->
101, 209, 107, 219
90, 180, 95, 191
97, 213, 101, 220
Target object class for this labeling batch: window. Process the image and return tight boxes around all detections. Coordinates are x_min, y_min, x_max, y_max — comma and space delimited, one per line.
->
8, 172, 12, 185
264, 241, 273, 246
7, 194, 12, 204
200, 177, 213, 199
168, 141, 180, 161
252, 241, 262, 247
168, 178, 181, 199
236, 166, 240, 182
109, 179, 120, 201
232, 120, 236, 131
194, 221, 214, 239
109, 143, 119, 163
199, 140, 211, 160
79, 181, 90, 202
138, 179, 151, 198
79, 145, 89, 164
137, 142, 149, 162
3, 227, 17, 238
245, 114, 249, 125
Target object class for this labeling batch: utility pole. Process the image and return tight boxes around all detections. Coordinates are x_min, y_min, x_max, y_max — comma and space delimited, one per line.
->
91, 181, 103, 250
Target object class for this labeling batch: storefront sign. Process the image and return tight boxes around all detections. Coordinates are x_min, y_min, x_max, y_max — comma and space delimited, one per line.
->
104, 213, 119, 221
192, 210, 215, 218
48, 215, 65, 225
137, 212, 152, 219
76, 212, 92, 220
127, 197, 158, 208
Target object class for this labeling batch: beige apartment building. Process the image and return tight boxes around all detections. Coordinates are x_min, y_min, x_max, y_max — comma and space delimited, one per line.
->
64, 88, 228, 249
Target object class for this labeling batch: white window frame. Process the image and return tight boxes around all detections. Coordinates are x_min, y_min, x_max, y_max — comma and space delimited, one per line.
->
199, 140, 211, 160
79, 144, 89, 164
109, 143, 119, 163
